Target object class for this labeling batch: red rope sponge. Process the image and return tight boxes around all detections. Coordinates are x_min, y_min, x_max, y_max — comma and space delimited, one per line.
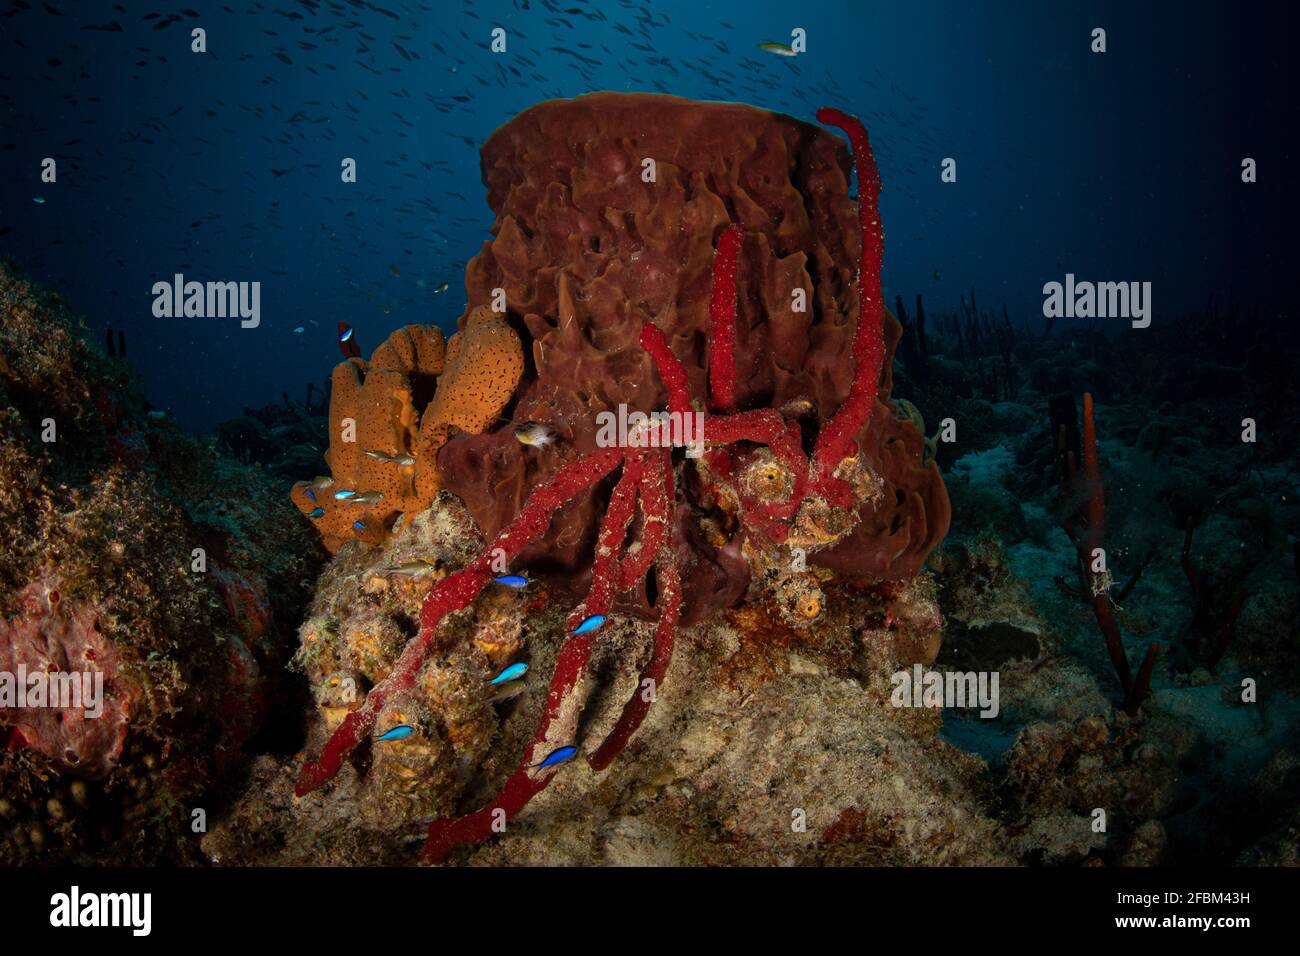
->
809, 107, 886, 500
707, 223, 743, 412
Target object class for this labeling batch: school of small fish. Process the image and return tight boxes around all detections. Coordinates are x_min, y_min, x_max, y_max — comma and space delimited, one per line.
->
0, 0, 950, 433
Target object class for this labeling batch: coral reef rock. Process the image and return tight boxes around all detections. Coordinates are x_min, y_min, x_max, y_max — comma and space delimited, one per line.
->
0, 262, 321, 864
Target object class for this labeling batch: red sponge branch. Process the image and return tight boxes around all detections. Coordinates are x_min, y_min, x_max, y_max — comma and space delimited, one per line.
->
589, 450, 679, 771
420, 450, 644, 863
707, 224, 743, 413
809, 107, 886, 497
639, 323, 693, 418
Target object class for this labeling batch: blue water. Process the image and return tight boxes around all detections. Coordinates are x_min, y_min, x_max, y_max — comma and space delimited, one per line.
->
0, 0, 1287, 431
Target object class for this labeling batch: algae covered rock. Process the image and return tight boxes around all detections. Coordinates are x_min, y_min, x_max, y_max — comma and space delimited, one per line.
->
0, 261, 322, 864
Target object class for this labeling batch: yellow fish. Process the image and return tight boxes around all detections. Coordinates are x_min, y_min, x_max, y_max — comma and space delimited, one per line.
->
514, 423, 556, 448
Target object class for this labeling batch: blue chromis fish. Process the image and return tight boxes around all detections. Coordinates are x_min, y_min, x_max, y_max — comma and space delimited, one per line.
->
535, 745, 578, 770
489, 662, 528, 685
572, 614, 606, 636
757, 41, 797, 57
353, 520, 366, 531
493, 574, 529, 589
307, 507, 326, 519
376, 725, 414, 742
334, 489, 357, 500
305, 487, 317, 503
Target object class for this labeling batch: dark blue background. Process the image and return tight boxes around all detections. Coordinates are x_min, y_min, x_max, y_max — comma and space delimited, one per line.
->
0, 0, 1289, 430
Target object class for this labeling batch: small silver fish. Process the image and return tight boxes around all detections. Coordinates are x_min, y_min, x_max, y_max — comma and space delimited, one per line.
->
514, 423, 556, 448
365, 450, 416, 466
490, 683, 527, 705
348, 491, 385, 505
757, 41, 797, 57
383, 558, 438, 578
293, 326, 305, 334
32, 197, 46, 204
313, 475, 335, 488
434, 282, 449, 294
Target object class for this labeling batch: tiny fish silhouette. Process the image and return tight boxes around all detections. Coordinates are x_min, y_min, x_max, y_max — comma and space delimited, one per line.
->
490, 683, 527, 705
493, 574, 529, 588
572, 614, 605, 635
489, 662, 528, 685
535, 745, 578, 770
376, 725, 414, 742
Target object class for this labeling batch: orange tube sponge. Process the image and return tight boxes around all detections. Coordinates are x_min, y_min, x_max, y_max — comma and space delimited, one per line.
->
292, 310, 522, 553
